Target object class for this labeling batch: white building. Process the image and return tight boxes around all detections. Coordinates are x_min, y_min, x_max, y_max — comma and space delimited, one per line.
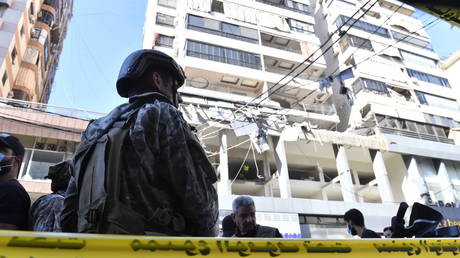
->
442, 50, 460, 104
143, 0, 460, 238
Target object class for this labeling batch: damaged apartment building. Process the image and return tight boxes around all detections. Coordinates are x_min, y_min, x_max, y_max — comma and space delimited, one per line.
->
144, 0, 460, 238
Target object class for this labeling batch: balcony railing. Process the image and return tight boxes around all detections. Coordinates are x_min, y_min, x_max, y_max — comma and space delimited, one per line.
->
186, 50, 262, 70
261, 41, 302, 54
378, 127, 455, 145
256, 0, 310, 15
282, 99, 336, 116
0, 97, 105, 121
43, 0, 59, 10
187, 25, 258, 44
185, 81, 258, 98
298, 102, 336, 116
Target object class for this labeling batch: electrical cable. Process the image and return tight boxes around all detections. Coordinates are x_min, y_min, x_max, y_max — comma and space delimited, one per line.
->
250, 141, 264, 179
288, 17, 441, 112
230, 143, 252, 185
203, 6, 441, 163
252, 0, 381, 106
197, 0, 379, 139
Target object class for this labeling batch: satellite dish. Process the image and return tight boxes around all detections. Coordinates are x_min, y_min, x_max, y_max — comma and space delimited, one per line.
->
189, 77, 209, 88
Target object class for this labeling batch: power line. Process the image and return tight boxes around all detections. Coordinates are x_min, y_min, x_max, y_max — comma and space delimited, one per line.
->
203, 16, 442, 162
288, 16, 441, 112
252, 1, 381, 106
199, 1, 374, 130
197, 0, 378, 139
327, 2, 405, 79
206, 138, 251, 158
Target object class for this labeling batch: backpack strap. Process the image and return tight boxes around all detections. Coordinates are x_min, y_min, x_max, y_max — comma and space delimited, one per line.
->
107, 108, 140, 206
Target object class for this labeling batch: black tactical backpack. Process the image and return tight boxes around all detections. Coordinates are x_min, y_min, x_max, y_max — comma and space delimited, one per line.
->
73, 110, 146, 234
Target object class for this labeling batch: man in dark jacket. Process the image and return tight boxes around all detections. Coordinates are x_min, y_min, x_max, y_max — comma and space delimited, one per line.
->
232, 196, 282, 238
30, 160, 71, 232
61, 50, 218, 236
344, 208, 379, 238
0, 134, 30, 230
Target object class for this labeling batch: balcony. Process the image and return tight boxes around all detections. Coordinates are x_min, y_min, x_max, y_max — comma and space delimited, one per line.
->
256, 0, 310, 15
271, 93, 336, 116
185, 80, 259, 99
378, 127, 455, 144
261, 33, 302, 54
37, 9, 54, 27
30, 27, 48, 44
43, 0, 59, 10
186, 40, 262, 70
299, 101, 336, 116
187, 24, 258, 44
187, 14, 259, 44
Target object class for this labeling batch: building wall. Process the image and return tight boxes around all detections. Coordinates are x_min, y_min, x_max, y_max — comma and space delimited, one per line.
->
0, 0, 73, 103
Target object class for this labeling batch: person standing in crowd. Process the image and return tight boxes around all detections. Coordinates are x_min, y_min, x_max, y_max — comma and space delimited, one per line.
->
0, 134, 30, 230
232, 196, 282, 238
344, 208, 379, 238
222, 214, 236, 237
61, 50, 218, 236
30, 160, 71, 232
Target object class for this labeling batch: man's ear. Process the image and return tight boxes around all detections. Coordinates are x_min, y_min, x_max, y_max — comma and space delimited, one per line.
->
231, 213, 236, 220
152, 72, 163, 90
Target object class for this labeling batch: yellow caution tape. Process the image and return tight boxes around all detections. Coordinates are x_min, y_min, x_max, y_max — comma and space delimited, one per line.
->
0, 230, 459, 257
399, 1, 460, 27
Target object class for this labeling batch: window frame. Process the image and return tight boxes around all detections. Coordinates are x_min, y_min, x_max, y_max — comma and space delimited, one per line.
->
337, 15, 390, 38
155, 34, 174, 48
156, 13, 175, 27
288, 19, 314, 34
407, 68, 451, 88
158, 0, 177, 8
186, 40, 262, 70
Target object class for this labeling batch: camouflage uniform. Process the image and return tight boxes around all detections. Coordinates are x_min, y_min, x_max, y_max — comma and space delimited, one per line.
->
62, 92, 218, 236
30, 191, 65, 232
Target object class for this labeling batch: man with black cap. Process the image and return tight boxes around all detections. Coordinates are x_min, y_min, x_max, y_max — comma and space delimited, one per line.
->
0, 133, 30, 230
62, 50, 218, 236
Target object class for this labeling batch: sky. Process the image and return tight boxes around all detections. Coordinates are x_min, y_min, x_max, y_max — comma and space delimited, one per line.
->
48, 0, 148, 113
48, 1, 460, 113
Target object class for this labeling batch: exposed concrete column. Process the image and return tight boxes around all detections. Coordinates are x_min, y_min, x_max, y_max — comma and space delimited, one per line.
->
317, 163, 325, 183
351, 169, 361, 186
370, 150, 395, 203
434, 160, 457, 204
403, 156, 430, 204
217, 130, 231, 197
263, 151, 273, 197
317, 163, 328, 200
333, 145, 357, 202
316, 162, 329, 201
273, 137, 292, 198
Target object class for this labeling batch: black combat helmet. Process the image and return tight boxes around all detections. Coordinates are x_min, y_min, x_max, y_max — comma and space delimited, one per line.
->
116, 49, 186, 97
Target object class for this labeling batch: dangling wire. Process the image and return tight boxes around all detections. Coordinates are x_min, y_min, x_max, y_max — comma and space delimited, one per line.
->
251, 141, 264, 179
231, 144, 252, 185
